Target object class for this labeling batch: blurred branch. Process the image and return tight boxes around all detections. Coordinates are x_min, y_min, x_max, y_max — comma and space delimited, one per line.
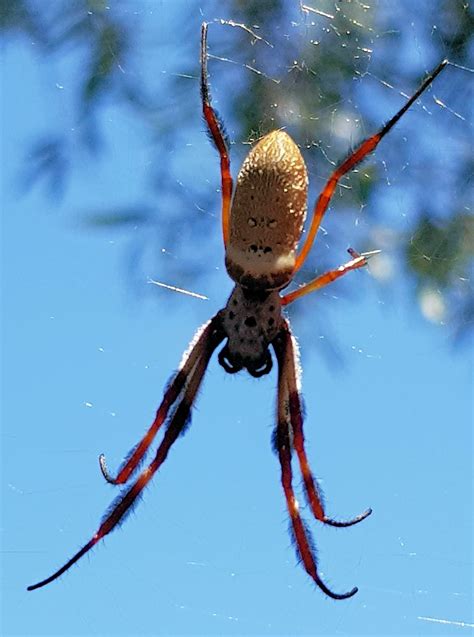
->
2, 0, 472, 338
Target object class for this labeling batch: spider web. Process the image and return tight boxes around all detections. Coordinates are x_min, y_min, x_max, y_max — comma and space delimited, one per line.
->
2, 1, 473, 636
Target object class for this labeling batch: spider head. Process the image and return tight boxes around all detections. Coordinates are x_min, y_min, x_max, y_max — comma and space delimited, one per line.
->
219, 285, 282, 378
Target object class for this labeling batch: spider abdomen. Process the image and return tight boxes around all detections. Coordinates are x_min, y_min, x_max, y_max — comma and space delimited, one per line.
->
225, 130, 308, 291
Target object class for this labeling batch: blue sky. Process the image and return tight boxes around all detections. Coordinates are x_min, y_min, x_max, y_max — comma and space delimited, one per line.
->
2, 2, 472, 636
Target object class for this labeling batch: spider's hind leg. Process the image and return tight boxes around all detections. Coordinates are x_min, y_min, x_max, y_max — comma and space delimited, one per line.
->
200, 22, 233, 247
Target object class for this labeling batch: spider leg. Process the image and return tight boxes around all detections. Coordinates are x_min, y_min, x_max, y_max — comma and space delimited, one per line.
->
27, 319, 225, 591
293, 59, 449, 273
200, 22, 233, 247
281, 248, 380, 306
272, 328, 358, 600
99, 318, 222, 485
277, 319, 371, 527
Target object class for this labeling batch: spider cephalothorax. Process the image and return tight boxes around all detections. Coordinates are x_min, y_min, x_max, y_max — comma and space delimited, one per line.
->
28, 22, 449, 599
219, 285, 282, 377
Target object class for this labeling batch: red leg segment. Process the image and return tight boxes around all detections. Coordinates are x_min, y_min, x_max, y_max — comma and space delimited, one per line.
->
278, 319, 372, 527
273, 328, 359, 600
200, 22, 233, 247
282, 248, 379, 306
99, 318, 222, 485
27, 318, 225, 591
294, 59, 448, 273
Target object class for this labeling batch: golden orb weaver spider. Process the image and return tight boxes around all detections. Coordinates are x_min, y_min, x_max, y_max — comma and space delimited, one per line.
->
28, 23, 449, 599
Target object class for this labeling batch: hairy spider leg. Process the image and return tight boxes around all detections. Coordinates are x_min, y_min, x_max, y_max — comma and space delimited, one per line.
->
27, 319, 225, 591
281, 248, 380, 306
273, 330, 358, 600
200, 22, 233, 247
279, 319, 371, 527
293, 59, 449, 273
99, 319, 220, 485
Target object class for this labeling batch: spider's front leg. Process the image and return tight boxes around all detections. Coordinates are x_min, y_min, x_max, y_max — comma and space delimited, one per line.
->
28, 317, 226, 591
99, 318, 222, 486
272, 327, 359, 600
274, 319, 372, 528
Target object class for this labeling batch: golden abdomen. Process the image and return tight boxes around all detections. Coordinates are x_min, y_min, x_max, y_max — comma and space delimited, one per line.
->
225, 130, 308, 290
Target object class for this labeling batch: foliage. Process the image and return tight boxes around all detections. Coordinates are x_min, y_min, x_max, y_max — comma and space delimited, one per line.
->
1, 0, 472, 338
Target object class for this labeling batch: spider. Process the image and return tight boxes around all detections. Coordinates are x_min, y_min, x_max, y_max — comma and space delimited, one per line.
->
28, 23, 448, 599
